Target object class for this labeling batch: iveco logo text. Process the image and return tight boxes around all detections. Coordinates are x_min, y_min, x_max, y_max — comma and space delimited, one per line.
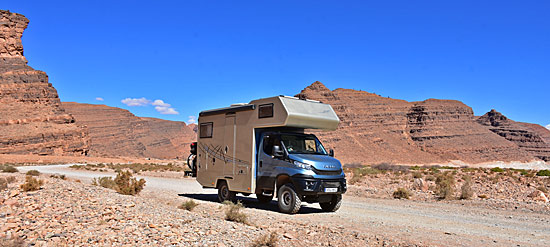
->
324, 165, 336, 169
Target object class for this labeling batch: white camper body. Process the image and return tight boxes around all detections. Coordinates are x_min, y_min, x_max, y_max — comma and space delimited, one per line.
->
196, 96, 339, 194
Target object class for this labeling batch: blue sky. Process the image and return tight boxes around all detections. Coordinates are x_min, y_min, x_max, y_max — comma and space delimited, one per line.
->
4, 1, 549, 127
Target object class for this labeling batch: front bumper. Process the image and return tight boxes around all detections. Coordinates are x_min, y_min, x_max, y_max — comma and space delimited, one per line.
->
290, 176, 347, 195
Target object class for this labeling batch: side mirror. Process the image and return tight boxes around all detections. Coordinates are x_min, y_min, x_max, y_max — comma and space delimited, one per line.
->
329, 149, 334, 157
272, 145, 284, 158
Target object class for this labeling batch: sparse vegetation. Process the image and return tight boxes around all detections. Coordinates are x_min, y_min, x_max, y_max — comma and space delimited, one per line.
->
1, 165, 18, 173
251, 231, 278, 247
460, 175, 474, 200
26, 170, 40, 176
92, 171, 146, 195
490, 167, 504, 173
70, 162, 187, 174
20, 175, 44, 192
393, 187, 411, 199
224, 201, 248, 224
179, 200, 198, 211
436, 172, 455, 200
50, 174, 66, 180
412, 171, 423, 179
536, 169, 550, 177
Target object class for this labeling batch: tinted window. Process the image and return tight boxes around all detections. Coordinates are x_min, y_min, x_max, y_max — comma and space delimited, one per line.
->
199, 122, 213, 138
258, 103, 273, 118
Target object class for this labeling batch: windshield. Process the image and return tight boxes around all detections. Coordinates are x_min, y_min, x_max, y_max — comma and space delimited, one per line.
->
280, 134, 327, 155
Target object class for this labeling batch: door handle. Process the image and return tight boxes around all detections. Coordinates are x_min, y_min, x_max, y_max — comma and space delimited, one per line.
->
259, 161, 263, 167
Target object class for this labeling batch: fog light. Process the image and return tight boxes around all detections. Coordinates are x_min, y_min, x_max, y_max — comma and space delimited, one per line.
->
304, 181, 315, 191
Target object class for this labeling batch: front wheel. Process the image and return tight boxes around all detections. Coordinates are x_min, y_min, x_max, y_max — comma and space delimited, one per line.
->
217, 181, 236, 203
277, 184, 301, 214
320, 194, 342, 212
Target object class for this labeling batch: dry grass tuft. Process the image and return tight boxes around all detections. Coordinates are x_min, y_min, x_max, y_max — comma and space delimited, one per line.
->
179, 200, 198, 211
436, 172, 455, 200
1, 165, 18, 173
460, 175, 474, 200
251, 231, 278, 247
224, 201, 248, 224
92, 171, 146, 195
392, 187, 411, 199
26, 170, 40, 176
20, 175, 44, 192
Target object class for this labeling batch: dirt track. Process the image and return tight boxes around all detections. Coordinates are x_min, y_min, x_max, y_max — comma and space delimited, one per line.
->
18, 165, 550, 246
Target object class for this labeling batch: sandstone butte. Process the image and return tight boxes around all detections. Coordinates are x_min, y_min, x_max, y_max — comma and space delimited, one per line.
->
61, 102, 196, 159
297, 81, 550, 165
0, 10, 89, 156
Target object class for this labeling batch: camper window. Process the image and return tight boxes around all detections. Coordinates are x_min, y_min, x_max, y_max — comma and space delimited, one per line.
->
199, 122, 213, 138
258, 103, 273, 118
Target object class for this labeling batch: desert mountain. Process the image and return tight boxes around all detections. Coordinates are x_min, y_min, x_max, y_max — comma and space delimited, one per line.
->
297, 81, 537, 165
0, 10, 89, 156
477, 110, 550, 162
62, 102, 196, 159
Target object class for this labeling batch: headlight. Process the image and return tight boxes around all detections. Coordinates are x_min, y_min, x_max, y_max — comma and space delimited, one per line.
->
293, 160, 312, 170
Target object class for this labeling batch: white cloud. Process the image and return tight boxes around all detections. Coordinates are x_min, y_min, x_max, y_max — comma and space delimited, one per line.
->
121, 97, 179, 115
546, 124, 550, 130
187, 116, 197, 124
95, 97, 104, 101
121, 97, 151, 106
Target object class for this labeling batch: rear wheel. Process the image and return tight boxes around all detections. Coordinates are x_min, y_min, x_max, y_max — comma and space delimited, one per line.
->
256, 193, 273, 203
217, 181, 236, 203
277, 184, 301, 214
320, 194, 342, 212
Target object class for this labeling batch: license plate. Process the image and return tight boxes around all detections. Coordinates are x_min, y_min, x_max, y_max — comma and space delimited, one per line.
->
324, 187, 338, 193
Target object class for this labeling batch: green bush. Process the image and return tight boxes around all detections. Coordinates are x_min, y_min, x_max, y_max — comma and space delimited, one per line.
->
20, 176, 44, 192
392, 188, 411, 199
92, 177, 117, 190
536, 170, 550, 176
26, 170, 40, 176
490, 167, 504, 173
224, 201, 248, 224
179, 200, 198, 211
436, 172, 455, 199
1, 165, 18, 173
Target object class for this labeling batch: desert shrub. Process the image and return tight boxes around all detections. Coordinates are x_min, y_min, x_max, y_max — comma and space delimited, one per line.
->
92, 177, 117, 190
50, 174, 66, 180
392, 188, 411, 199
354, 167, 384, 177
179, 200, 198, 211
412, 171, 423, 179
348, 175, 362, 185
26, 170, 40, 176
69, 164, 82, 169
425, 175, 436, 181
224, 201, 248, 224
20, 176, 44, 192
460, 175, 474, 200
0, 178, 7, 190
435, 172, 455, 199
251, 232, 278, 247
6, 176, 16, 183
1, 165, 18, 173
536, 170, 550, 177
372, 163, 409, 172
490, 167, 504, 173
114, 171, 146, 195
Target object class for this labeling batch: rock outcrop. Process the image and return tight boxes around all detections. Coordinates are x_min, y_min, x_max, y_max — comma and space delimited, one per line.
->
477, 110, 550, 162
62, 102, 196, 159
0, 10, 89, 155
297, 81, 535, 165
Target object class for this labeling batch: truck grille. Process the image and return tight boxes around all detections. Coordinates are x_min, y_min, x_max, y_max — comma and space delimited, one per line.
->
312, 168, 342, 176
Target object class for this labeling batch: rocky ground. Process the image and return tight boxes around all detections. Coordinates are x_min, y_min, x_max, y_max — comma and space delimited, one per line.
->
0, 172, 401, 246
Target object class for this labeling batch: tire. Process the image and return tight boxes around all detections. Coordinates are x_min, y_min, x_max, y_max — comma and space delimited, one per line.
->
256, 193, 273, 203
320, 194, 342, 212
277, 184, 301, 214
217, 181, 236, 203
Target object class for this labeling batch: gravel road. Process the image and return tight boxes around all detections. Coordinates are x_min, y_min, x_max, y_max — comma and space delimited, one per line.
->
18, 165, 550, 246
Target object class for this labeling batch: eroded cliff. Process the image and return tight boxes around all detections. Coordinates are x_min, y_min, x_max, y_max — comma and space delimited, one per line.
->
0, 10, 89, 155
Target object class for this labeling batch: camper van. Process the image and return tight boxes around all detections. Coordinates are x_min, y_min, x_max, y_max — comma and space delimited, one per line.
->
192, 96, 346, 214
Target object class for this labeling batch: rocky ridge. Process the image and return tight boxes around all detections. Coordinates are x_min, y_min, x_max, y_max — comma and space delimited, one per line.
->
297, 81, 536, 165
61, 102, 196, 159
0, 10, 89, 156
477, 110, 550, 162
